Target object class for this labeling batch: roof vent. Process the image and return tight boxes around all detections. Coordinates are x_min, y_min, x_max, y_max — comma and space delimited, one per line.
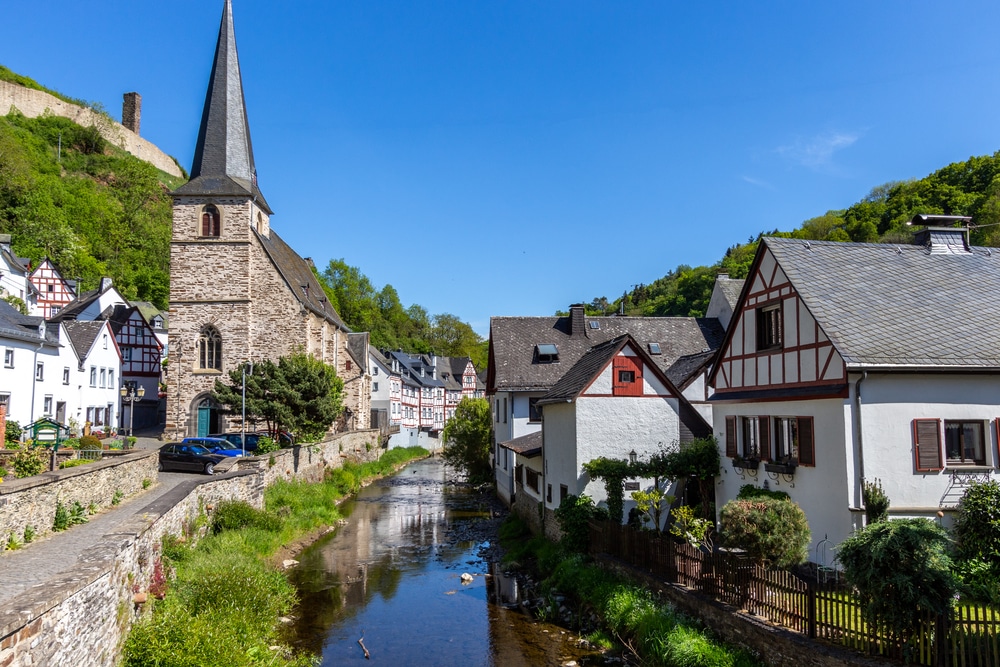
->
908, 214, 973, 254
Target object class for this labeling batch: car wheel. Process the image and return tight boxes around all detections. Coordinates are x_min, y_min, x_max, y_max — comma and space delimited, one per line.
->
204, 462, 214, 476
158, 462, 164, 472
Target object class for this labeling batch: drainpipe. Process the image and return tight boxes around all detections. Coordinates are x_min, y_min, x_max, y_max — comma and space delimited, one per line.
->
30, 341, 44, 425
853, 371, 868, 508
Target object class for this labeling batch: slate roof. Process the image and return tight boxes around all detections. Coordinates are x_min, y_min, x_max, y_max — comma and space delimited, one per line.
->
498, 430, 542, 457
50, 280, 121, 322
172, 0, 271, 213
0, 300, 56, 346
762, 235, 1000, 368
717, 277, 745, 311
131, 301, 168, 331
489, 313, 725, 392
537, 336, 627, 405
666, 350, 716, 389
389, 351, 445, 388
62, 321, 108, 361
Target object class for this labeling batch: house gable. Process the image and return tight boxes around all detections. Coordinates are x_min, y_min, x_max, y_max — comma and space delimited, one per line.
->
712, 245, 846, 396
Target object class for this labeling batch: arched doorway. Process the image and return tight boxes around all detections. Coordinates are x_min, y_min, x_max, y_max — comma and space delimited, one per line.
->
193, 396, 222, 436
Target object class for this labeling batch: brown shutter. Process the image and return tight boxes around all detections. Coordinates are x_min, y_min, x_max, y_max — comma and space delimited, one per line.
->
758, 416, 770, 461
612, 356, 643, 396
725, 416, 737, 458
797, 417, 815, 467
913, 419, 943, 472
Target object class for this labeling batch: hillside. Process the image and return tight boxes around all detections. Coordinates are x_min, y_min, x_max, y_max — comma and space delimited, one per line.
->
584, 151, 1000, 318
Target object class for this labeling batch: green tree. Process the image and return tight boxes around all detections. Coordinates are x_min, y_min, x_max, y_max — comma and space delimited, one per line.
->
441, 398, 493, 484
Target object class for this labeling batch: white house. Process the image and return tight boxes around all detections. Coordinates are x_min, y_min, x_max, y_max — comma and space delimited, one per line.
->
709, 222, 1000, 564
62, 320, 123, 433
535, 335, 711, 520
0, 235, 37, 315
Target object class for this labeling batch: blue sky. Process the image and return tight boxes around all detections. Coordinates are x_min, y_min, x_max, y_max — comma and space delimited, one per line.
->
3, 2, 999, 336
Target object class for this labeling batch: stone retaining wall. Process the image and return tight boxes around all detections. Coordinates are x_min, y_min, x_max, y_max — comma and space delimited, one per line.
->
0, 429, 380, 667
0, 80, 184, 178
0, 451, 158, 544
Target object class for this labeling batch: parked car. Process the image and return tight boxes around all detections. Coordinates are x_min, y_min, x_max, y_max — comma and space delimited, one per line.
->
181, 437, 244, 458
257, 430, 294, 445
208, 432, 260, 452
158, 443, 227, 475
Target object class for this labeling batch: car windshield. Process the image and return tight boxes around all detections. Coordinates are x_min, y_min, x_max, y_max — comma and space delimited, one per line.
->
188, 445, 212, 455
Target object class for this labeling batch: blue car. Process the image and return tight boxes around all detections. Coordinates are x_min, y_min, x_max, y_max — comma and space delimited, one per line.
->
181, 437, 243, 458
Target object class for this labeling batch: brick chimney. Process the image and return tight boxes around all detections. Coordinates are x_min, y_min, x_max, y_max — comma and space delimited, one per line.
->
122, 92, 141, 135
569, 303, 586, 336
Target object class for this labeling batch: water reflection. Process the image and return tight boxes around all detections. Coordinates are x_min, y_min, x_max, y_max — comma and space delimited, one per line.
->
286, 457, 612, 666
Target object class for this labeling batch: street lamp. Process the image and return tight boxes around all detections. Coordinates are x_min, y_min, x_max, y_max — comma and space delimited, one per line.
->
120, 385, 146, 438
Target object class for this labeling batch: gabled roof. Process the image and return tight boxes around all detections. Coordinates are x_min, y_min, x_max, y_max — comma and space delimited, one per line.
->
131, 301, 168, 331
62, 320, 109, 361
49, 279, 124, 322
666, 349, 715, 389
758, 236, 1000, 369
489, 313, 724, 393
0, 300, 56, 346
172, 0, 271, 213
389, 351, 445, 388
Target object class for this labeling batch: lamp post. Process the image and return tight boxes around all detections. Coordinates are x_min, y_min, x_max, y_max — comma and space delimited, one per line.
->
120, 385, 145, 438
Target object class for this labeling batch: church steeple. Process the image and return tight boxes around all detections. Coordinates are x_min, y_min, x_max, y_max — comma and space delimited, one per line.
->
173, 0, 271, 213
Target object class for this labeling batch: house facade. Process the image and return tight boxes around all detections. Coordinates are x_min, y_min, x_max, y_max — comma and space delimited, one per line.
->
709, 227, 1000, 563
166, 1, 369, 438
0, 235, 36, 315
28, 258, 76, 319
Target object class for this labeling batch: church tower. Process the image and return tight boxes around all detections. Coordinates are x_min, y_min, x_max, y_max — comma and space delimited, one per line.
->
167, 1, 370, 439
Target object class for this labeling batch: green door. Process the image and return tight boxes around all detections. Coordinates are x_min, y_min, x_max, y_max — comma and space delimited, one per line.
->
197, 407, 210, 437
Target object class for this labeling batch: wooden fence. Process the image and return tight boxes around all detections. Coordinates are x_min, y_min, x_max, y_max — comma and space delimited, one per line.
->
589, 520, 1000, 666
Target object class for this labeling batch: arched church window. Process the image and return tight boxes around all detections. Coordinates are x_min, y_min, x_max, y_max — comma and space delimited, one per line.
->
198, 325, 222, 370
201, 205, 221, 237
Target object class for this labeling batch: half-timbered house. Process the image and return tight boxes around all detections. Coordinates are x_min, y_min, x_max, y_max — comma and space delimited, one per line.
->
28, 258, 76, 319
105, 305, 164, 428
709, 226, 1000, 562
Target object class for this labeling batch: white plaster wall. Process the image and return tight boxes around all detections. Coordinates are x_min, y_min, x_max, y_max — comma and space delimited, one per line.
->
0, 339, 55, 425
588, 366, 613, 394
511, 392, 544, 438
542, 402, 577, 506
74, 325, 123, 429
712, 397, 852, 564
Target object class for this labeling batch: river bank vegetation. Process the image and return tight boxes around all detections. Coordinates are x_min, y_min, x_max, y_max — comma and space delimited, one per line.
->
499, 516, 763, 667
121, 446, 427, 667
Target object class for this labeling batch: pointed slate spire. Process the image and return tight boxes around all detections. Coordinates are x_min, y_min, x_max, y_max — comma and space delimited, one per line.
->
173, 0, 271, 213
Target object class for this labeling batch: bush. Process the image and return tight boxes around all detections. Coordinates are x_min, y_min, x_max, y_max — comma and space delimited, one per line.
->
255, 435, 280, 455
4, 419, 21, 445
955, 557, 1000, 605
837, 518, 957, 643
62, 438, 80, 449
736, 484, 790, 501
211, 501, 280, 534
953, 480, 1000, 569
12, 448, 46, 478
78, 435, 102, 450
59, 459, 92, 469
719, 497, 810, 568
862, 478, 890, 525
555, 494, 609, 553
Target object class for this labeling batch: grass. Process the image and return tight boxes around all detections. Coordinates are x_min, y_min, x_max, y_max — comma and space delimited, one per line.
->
121, 446, 427, 667
499, 515, 764, 667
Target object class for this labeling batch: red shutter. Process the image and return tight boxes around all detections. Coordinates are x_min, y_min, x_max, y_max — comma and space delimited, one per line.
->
797, 417, 815, 467
758, 416, 770, 461
725, 416, 737, 458
995, 419, 1000, 469
612, 355, 643, 396
913, 419, 943, 472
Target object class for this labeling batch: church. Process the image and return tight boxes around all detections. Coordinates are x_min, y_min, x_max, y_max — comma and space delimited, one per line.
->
166, 0, 371, 439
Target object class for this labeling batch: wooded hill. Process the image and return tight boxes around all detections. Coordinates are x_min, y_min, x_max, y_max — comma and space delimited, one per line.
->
0, 68, 486, 367
583, 151, 1000, 318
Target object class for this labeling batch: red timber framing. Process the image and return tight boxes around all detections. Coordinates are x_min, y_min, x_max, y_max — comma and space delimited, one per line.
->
28, 259, 75, 319
711, 246, 846, 395
115, 309, 163, 377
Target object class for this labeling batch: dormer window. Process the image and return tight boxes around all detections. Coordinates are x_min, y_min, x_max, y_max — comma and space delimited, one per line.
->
201, 204, 221, 237
535, 344, 559, 363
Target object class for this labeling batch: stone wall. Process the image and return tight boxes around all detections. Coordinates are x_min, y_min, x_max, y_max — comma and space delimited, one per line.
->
0, 81, 184, 178
0, 451, 158, 543
0, 430, 380, 666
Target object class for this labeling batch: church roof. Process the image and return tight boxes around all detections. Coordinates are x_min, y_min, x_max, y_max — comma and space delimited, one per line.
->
173, 0, 271, 213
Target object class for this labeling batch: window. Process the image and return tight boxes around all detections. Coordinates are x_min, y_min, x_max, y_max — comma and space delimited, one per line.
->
589, 321, 600, 330
43, 395, 52, 416
528, 397, 542, 422
756, 303, 783, 351
201, 204, 221, 237
3, 349, 12, 368
945, 421, 985, 466
502, 398, 507, 424
346, 360, 352, 372
373, 366, 379, 375
373, 382, 379, 392
198, 325, 222, 370
725, 416, 763, 460
103, 334, 108, 349
560, 484, 569, 503
86, 407, 94, 424
100, 368, 106, 388
773, 417, 798, 461
0, 393, 9, 411
90, 366, 97, 387
35, 362, 43, 381
123, 348, 132, 362
108, 370, 114, 387
648, 342, 661, 355
547, 484, 552, 503
63, 367, 70, 385
47, 284, 54, 293
495, 399, 500, 422
535, 344, 559, 363
618, 370, 635, 383
525, 467, 540, 493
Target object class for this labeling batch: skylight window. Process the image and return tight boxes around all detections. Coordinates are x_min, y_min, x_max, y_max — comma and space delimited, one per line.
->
589, 321, 600, 330
535, 344, 559, 363
648, 343, 661, 355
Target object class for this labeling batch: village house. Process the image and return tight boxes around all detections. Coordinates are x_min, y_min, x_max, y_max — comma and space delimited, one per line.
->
708, 219, 1000, 563
0, 235, 37, 315
166, 0, 370, 438
28, 258, 76, 319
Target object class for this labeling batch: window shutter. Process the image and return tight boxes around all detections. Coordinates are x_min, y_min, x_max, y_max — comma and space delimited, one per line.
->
797, 417, 815, 466
612, 356, 643, 396
995, 419, 1000, 469
758, 416, 770, 461
913, 419, 943, 472
725, 416, 737, 458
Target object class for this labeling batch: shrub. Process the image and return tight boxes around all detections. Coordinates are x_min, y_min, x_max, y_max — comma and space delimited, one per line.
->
255, 435, 280, 455
112, 489, 124, 505
53, 501, 69, 531
12, 448, 46, 478
736, 484, 790, 501
837, 518, 957, 644
211, 500, 280, 534
862, 478, 890, 525
555, 494, 609, 553
78, 435, 102, 450
62, 438, 80, 449
720, 497, 810, 568
4, 419, 21, 445
58, 459, 92, 469
22, 525, 35, 543
955, 557, 1000, 605
69, 501, 89, 525
953, 480, 1000, 569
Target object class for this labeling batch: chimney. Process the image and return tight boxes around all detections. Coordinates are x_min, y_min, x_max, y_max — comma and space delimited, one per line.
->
99, 277, 114, 292
304, 257, 315, 269
430, 354, 437, 379
717, 273, 729, 281
122, 92, 141, 135
569, 303, 586, 336
909, 214, 972, 255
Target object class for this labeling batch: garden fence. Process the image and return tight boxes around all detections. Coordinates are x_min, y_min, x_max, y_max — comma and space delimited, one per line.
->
588, 520, 1000, 666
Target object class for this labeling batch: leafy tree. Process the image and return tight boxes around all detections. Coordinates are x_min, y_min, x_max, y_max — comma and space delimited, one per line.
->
719, 497, 810, 568
837, 519, 958, 645
631, 488, 672, 534
441, 398, 493, 484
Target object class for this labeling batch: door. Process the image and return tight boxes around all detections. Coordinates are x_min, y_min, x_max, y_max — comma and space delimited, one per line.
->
197, 407, 210, 437
56, 402, 66, 424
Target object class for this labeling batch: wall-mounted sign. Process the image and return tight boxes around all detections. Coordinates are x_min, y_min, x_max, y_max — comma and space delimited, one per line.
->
624, 481, 640, 491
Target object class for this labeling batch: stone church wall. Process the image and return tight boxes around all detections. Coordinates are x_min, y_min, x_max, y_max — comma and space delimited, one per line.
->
0, 81, 184, 178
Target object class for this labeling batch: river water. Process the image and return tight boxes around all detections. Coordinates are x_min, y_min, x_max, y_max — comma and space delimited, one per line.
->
284, 457, 613, 666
